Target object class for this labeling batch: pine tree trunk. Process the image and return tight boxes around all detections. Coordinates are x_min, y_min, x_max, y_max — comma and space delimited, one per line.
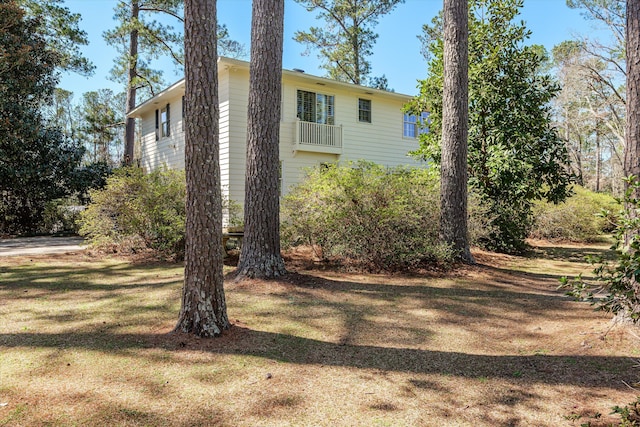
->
440, 0, 473, 263
123, 0, 138, 166
626, 0, 640, 181
174, 0, 229, 337
236, 0, 287, 279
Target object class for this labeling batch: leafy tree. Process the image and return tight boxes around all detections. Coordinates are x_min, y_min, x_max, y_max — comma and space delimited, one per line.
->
0, 0, 84, 234
409, 0, 572, 253
16, 0, 94, 76
236, 0, 287, 279
293, 0, 404, 86
440, 0, 473, 262
174, 0, 229, 337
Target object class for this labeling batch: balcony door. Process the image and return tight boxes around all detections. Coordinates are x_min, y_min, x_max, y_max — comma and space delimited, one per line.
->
296, 90, 334, 125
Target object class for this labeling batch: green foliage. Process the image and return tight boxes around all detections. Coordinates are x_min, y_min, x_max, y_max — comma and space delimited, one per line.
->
293, 0, 404, 86
530, 186, 618, 242
17, 0, 94, 76
79, 167, 187, 258
612, 396, 640, 426
40, 198, 84, 235
559, 177, 640, 323
0, 1, 84, 234
281, 162, 453, 271
78, 167, 240, 259
408, 0, 572, 253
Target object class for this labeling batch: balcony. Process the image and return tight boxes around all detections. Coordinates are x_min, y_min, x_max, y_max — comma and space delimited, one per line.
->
293, 120, 343, 155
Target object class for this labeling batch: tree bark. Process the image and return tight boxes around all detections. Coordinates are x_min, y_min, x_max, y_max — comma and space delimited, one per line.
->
123, 0, 139, 166
440, 0, 473, 263
174, 0, 229, 337
236, 0, 287, 279
626, 0, 640, 181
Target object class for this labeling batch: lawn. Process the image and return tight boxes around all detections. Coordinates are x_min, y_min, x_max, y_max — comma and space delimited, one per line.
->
0, 241, 638, 426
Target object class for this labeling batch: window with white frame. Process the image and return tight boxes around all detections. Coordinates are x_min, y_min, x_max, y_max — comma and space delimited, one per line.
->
161, 104, 170, 137
403, 112, 429, 138
297, 90, 334, 125
358, 98, 371, 123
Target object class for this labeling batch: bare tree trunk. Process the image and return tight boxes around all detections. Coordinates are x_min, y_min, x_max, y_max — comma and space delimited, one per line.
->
595, 122, 601, 192
123, 0, 139, 166
440, 0, 473, 263
236, 0, 287, 279
174, 0, 229, 337
626, 0, 640, 181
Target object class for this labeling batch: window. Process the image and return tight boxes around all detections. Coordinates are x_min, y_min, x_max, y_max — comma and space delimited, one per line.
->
358, 99, 371, 123
403, 112, 429, 138
181, 96, 185, 131
161, 103, 170, 138
297, 90, 334, 125
155, 109, 159, 141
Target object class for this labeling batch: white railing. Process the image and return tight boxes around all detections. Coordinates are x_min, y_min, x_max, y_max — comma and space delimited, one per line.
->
295, 120, 343, 150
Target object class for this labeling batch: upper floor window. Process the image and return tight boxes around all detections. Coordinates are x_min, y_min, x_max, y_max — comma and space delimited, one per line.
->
297, 90, 334, 125
161, 104, 170, 137
358, 99, 371, 123
403, 112, 429, 138
181, 96, 185, 131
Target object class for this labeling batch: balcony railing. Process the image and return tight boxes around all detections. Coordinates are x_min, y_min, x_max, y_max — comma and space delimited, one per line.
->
293, 120, 343, 155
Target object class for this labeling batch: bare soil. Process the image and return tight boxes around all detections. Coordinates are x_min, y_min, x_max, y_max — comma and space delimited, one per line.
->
0, 241, 638, 426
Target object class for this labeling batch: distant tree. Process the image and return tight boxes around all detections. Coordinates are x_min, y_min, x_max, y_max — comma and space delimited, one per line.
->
236, 0, 287, 279
409, 0, 572, 253
79, 90, 126, 165
17, 0, 94, 76
294, 0, 404, 85
0, 1, 84, 233
369, 74, 394, 91
174, 0, 230, 336
440, 0, 473, 263
551, 40, 624, 193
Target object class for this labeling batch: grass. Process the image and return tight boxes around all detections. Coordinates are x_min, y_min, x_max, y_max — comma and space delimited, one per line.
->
0, 242, 638, 426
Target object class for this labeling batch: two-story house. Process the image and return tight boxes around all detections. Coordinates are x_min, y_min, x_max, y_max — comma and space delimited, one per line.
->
128, 56, 426, 209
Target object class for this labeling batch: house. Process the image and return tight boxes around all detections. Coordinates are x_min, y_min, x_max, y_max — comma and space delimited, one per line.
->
128, 56, 426, 210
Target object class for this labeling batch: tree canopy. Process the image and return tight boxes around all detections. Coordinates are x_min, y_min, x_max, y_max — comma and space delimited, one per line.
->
293, 0, 404, 86
0, 0, 84, 233
409, 0, 572, 253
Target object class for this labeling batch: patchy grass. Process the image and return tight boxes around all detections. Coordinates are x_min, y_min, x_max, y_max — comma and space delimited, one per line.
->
0, 243, 638, 426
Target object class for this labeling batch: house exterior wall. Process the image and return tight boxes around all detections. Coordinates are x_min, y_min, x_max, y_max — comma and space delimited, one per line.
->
133, 58, 424, 211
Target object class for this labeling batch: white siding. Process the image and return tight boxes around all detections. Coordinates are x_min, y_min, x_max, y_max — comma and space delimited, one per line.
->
139, 97, 185, 171
136, 58, 426, 219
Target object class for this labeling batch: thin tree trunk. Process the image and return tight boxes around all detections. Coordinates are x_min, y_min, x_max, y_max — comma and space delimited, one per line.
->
440, 0, 473, 263
236, 0, 287, 279
595, 122, 601, 192
123, 1, 139, 166
174, 0, 229, 337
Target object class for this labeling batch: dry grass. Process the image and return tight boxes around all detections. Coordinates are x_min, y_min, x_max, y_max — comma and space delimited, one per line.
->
0, 242, 638, 426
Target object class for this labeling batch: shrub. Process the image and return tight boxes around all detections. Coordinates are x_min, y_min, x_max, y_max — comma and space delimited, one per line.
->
39, 198, 84, 235
79, 167, 242, 259
530, 186, 618, 242
560, 177, 640, 323
281, 162, 453, 271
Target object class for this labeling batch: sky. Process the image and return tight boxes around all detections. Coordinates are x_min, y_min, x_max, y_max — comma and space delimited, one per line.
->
58, 0, 606, 100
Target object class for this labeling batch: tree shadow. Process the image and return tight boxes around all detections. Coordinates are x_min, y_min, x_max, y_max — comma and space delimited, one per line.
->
0, 328, 634, 390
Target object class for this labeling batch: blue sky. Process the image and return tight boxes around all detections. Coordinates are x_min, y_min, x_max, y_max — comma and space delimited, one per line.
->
59, 0, 603, 99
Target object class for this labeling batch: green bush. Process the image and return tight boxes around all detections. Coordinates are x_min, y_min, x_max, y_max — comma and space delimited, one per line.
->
39, 198, 84, 235
530, 186, 618, 242
281, 162, 453, 271
78, 167, 187, 258
78, 167, 242, 259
